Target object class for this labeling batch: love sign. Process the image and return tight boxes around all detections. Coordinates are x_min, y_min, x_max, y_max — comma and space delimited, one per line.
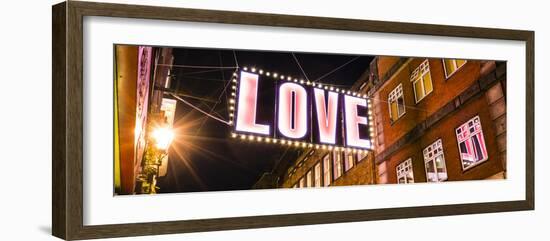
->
228, 67, 374, 151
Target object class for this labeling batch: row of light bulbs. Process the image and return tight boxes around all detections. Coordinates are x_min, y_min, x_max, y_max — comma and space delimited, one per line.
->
230, 132, 370, 154
228, 74, 238, 125
227, 68, 374, 115
240, 66, 369, 98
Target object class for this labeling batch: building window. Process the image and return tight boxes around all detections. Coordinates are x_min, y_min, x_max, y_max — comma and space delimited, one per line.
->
306, 170, 313, 187
423, 139, 448, 182
323, 154, 331, 187
357, 150, 367, 162
314, 162, 322, 187
332, 151, 343, 180
299, 177, 305, 188
344, 150, 355, 172
396, 158, 414, 184
410, 59, 433, 103
388, 84, 406, 122
443, 59, 467, 78
456, 115, 489, 170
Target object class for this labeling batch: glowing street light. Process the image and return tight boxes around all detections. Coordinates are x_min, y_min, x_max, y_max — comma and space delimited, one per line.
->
151, 126, 174, 150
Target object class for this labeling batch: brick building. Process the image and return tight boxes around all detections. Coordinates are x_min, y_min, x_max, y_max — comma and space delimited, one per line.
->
268, 56, 506, 189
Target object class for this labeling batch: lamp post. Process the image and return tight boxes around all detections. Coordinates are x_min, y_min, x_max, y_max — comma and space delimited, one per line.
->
136, 124, 174, 194
151, 127, 174, 150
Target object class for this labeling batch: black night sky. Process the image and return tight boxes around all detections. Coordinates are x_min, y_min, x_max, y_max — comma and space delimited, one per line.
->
156, 47, 373, 193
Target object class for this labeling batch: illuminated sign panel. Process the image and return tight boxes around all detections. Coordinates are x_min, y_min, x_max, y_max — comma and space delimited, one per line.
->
235, 71, 270, 135
277, 82, 309, 140
313, 88, 340, 145
230, 68, 373, 151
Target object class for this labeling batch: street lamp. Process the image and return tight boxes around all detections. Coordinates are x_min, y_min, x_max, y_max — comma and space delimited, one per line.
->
136, 125, 174, 194
151, 126, 174, 150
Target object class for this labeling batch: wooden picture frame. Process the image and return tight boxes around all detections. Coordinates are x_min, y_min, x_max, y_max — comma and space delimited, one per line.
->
52, 1, 534, 240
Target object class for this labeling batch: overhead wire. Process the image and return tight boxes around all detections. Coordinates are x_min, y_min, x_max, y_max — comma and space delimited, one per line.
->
170, 94, 232, 125
288, 54, 427, 112
196, 51, 237, 132
314, 56, 361, 82
291, 52, 310, 81
156, 63, 237, 69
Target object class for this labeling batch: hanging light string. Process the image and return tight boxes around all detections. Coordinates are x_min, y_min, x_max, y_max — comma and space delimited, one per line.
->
170, 93, 232, 125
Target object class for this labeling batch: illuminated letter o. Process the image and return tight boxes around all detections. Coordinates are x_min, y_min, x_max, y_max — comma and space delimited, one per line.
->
278, 83, 307, 139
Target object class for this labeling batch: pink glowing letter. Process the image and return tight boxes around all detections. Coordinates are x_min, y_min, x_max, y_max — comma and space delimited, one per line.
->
278, 83, 307, 139
313, 89, 339, 144
344, 95, 371, 149
235, 71, 270, 135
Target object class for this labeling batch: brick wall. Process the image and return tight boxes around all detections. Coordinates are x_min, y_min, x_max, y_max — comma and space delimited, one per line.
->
374, 60, 506, 184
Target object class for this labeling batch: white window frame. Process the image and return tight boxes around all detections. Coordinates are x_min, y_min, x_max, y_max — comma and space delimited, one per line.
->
314, 162, 322, 187
396, 158, 414, 184
344, 150, 355, 172
306, 169, 313, 187
332, 151, 343, 180
322, 154, 331, 187
410, 59, 433, 103
442, 59, 467, 78
357, 150, 368, 162
455, 115, 489, 171
388, 83, 406, 121
423, 139, 448, 182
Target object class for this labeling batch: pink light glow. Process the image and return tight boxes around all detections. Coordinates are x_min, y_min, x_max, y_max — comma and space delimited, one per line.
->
277, 83, 307, 139
344, 95, 371, 149
313, 88, 339, 144
235, 72, 270, 135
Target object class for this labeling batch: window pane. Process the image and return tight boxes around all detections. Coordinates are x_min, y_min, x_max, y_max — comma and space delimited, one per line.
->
306, 170, 312, 187
333, 151, 342, 179
357, 150, 367, 162
423, 139, 448, 182
435, 155, 448, 181
406, 171, 414, 183
423, 73, 433, 94
314, 163, 321, 187
457, 116, 489, 170
323, 155, 331, 186
425, 160, 437, 182
456, 59, 467, 68
390, 101, 398, 121
459, 141, 471, 168
472, 135, 485, 162
396, 159, 414, 184
344, 152, 354, 171
397, 97, 405, 116
444, 60, 455, 76
389, 84, 404, 121
398, 177, 405, 184
414, 80, 423, 102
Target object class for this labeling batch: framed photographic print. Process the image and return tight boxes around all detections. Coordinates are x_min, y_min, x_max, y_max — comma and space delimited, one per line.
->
52, 1, 534, 240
